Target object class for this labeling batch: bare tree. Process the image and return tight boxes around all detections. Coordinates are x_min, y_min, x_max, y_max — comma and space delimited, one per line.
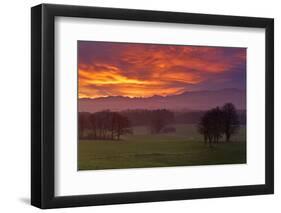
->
115, 113, 132, 140
210, 107, 224, 144
198, 107, 224, 147
89, 113, 97, 138
198, 119, 208, 145
198, 103, 240, 147
78, 112, 90, 139
222, 103, 240, 142
79, 111, 132, 140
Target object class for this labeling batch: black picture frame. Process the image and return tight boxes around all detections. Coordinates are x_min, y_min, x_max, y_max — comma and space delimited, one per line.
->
31, 3, 274, 209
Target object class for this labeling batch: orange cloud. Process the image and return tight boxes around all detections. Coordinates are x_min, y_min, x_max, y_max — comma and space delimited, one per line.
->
78, 63, 189, 98
78, 42, 246, 98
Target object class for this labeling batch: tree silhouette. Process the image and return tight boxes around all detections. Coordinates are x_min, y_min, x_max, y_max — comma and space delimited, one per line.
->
115, 113, 132, 140
198, 113, 210, 144
222, 103, 240, 142
89, 113, 97, 138
198, 107, 224, 147
78, 111, 132, 140
210, 107, 224, 144
198, 103, 240, 146
78, 112, 90, 139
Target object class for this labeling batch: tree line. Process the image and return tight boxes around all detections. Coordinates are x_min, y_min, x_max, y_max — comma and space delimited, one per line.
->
197, 103, 240, 147
79, 109, 175, 140
79, 103, 241, 143
79, 111, 132, 140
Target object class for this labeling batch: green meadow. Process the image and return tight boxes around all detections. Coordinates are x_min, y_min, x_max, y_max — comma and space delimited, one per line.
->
78, 124, 246, 170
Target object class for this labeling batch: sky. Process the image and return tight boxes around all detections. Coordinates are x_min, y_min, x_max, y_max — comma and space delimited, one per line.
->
78, 41, 246, 99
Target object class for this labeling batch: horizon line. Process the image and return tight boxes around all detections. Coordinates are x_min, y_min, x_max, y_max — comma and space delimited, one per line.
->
79, 87, 246, 100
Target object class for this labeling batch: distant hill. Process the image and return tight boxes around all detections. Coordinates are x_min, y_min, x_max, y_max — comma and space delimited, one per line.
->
79, 88, 246, 112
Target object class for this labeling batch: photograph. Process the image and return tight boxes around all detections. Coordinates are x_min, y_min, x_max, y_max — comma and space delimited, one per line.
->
30, 3, 274, 209
78, 41, 247, 170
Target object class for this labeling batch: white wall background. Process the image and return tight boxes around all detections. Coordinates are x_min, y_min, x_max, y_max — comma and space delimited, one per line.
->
0, 0, 279, 212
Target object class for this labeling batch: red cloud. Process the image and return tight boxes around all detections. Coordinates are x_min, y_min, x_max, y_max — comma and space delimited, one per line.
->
78, 42, 246, 98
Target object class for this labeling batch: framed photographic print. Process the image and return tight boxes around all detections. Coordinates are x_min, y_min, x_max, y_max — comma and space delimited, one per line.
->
31, 4, 274, 209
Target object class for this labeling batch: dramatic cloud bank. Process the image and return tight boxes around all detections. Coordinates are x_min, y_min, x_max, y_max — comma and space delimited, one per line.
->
78, 41, 246, 98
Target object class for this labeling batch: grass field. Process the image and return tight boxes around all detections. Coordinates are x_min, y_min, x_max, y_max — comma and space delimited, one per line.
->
78, 124, 246, 170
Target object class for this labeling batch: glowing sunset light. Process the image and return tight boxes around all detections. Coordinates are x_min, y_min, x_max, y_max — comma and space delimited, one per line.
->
78, 41, 246, 98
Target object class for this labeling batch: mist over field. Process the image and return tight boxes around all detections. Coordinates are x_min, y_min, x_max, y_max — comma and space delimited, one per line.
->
78, 102, 246, 170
